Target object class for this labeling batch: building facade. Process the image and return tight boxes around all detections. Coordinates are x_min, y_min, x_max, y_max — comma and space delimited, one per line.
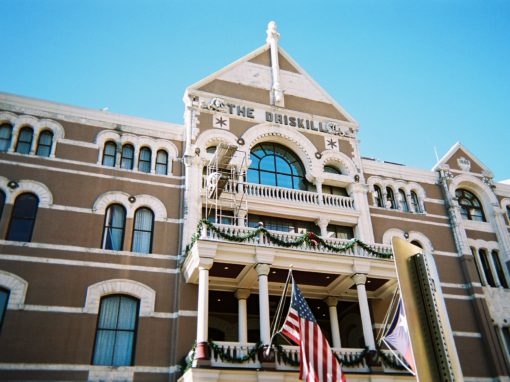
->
0, 22, 509, 382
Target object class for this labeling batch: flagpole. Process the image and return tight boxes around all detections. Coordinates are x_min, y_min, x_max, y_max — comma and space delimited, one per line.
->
266, 267, 293, 355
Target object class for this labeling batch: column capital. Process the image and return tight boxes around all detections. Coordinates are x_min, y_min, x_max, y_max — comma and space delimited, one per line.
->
255, 263, 271, 277
315, 216, 330, 228
324, 296, 338, 307
198, 257, 214, 270
235, 288, 251, 300
352, 273, 367, 286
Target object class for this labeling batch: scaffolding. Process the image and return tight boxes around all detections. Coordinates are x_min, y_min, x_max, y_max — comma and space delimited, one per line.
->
204, 143, 248, 226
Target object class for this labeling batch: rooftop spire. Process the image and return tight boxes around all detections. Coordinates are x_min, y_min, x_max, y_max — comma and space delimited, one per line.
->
266, 21, 284, 107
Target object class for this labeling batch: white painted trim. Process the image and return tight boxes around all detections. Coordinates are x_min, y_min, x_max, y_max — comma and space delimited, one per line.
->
440, 282, 482, 289
0, 363, 180, 374
92, 191, 168, 220
0, 270, 28, 309
0, 158, 184, 190
362, 159, 438, 184
370, 213, 450, 227
59, 138, 99, 149
0, 254, 179, 274
452, 331, 482, 338
432, 142, 491, 175
434, 251, 461, 257
442, 293, 485, 300
0, 240, 178, 260
0, 178, 53, 207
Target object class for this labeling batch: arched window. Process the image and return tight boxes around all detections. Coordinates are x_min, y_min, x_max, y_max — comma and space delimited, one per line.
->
120, 144, 134, 170
0, 287, 9, 331
6, 193, 39, 242
206, 146, 217, 154
131, 208, 154, 254
478, 249, 495, 287
0, 123, 13, 152
386, 187, 396, 209
0, 189, 5, 218
456, 189, 485, 222
248, 142, 308, 190
138, 147, 151, 173
411, 191, 421, 213
155, 150, 168, 175
92, 295, 139, 366
324, 165, 341, 175
399, 189, 409, 212
15, 127, 34, 154
35, 130, 53, 157
492, 250, 508, 289
373, 185, 383, 207
102, 141, 117, 167
102, 204, 126, 251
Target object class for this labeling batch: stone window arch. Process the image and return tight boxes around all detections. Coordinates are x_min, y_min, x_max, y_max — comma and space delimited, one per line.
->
0, 270, 28, 309
84, 279, 156, 317
456, 188, 485, 222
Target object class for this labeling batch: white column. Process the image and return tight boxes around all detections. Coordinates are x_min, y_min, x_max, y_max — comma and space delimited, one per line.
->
235, 289, 250, 343
256, 263, 271, 345
325, 297, 341, 348
348, 183, 375, 243
196, 261, 213, 345
352, 273, 376, 350
315, 177, 324, 206
316, 217, 329, 237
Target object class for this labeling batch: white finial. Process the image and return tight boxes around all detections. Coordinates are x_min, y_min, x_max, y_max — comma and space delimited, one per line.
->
266, 21, 280, 44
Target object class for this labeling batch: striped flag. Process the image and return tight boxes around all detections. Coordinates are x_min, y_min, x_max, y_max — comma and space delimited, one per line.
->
281, 277, 346, 382
382, 300, 416, 373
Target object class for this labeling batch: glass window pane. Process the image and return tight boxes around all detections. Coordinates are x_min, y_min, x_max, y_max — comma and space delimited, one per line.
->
16, 128, 33, 154
117, 297, 137, 330
0, 190, 5, 217
155, 150, 168, 175
260, 171, 275, 186
138, 148, 151, 173
132, 208, 154, 254
0, 288, 9, 329
0, 124, 12, 152
103, 205, 126, 250
102, 142, 117, 167
113, 332, 134, 366
93, 330, 115, 365
260, 156, 276, 172
247, 169, 258, 184
275, 156, 292, 174
36, 131, 53, 157
7, 193, 39, 242
121, 145, 134, 169
97, 297, 120, 329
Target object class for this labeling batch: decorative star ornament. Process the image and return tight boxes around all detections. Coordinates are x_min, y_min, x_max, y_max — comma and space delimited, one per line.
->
213, 114, 229, 129
325, 137, 338, 150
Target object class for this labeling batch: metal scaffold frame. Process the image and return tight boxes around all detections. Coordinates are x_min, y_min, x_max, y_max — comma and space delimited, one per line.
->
204, 143, 248, 226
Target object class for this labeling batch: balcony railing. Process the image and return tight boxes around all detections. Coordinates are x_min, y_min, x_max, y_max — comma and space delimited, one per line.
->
202, 177, 355, 210
200, 223, 393, 260
196, 341, 410, 375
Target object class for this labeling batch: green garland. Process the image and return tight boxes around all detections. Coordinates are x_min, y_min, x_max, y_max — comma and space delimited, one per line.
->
185, 219, 393, 259
273, 344, 301, 366
376, 346, 407, 370
180, 341, 196, 373
208, 340, 261, 363
335, 347, 369, 367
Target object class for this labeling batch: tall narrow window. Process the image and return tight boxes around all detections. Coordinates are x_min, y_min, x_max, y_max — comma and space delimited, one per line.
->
92, 295, 139, 366
0, 190, 5, 218
102, 141, 117, 167
478, 249, 495, 287
6, 193, 39, 242
456, 189, 485, 222
386, 187, 396, 209
131, 208, 154, 254
15, 127, 34, 154
120, 144, 134, 170
102, 204, 126, 251
0, 287, 9, 331
411, 191, 421, 213
0, 123, 13, 152
492, 250, 509, 288
35, 130, 53, 157
373, 185, 383, 207
155, 150, 168, 175
399, 189, 409, 212
138, 147, 151, 173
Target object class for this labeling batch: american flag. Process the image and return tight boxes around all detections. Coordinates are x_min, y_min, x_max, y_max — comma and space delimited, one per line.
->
280, 277, 346, 382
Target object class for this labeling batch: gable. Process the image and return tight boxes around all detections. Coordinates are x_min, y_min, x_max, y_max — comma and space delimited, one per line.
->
434, 143, 490, 175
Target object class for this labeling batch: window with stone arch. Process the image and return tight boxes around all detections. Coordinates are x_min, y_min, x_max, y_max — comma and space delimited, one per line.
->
35, 130, 53, 157
102, 204, 126, 251
15, 126, 34, 154
6, 193, 39, 242
373, 185, 384, 207
248, 142, 308, 190
102, 141, 117, 167
398, 189, 409, 212
386, 187, 396, 209
131, 207, 154, 254
456, 188, 485, 222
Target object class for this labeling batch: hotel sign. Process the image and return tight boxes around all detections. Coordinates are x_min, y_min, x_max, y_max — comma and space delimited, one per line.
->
203, 97, 345, 136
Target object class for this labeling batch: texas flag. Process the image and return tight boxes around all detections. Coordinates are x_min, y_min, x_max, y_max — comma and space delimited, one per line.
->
382, 300, 416, 373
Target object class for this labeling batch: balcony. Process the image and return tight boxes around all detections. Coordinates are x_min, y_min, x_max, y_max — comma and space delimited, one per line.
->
181, 341, 412, 379
197, 222, 392, 260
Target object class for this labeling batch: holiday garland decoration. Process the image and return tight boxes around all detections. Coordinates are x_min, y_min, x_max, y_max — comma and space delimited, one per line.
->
185, 219, 393, 259
181, 341, 408, 372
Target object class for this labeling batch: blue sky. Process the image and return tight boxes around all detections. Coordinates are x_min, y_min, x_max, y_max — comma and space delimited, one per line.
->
1, 0, 509, 180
